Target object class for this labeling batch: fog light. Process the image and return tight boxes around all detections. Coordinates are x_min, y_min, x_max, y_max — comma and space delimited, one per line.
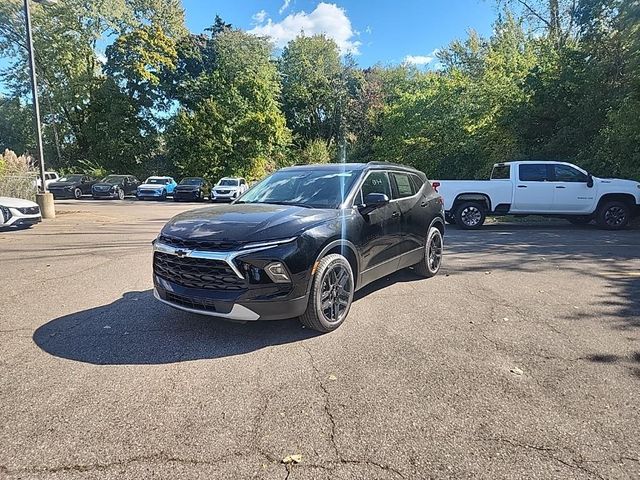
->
265, 262, 291, 283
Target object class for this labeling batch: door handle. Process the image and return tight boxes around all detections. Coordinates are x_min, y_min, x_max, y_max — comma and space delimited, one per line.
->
555, 186, 566, 189
391, 211, 400, 218
420, 201, 428, 207
517, 185, 527, 188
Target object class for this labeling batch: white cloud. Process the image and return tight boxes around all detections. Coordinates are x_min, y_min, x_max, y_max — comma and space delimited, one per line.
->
252, 9, 268, 24
279, 0, 291, 15
249, 2, 361, 55
403, 54, 434, 66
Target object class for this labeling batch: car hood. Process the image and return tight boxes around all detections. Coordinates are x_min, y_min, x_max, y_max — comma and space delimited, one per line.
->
0, 196, 38, 208
214, 185, 241, 190
139, 183, 165, 189
161, 203, 339, 244
175, 185, 202, 191
49, 181, 79, 188
596, 177, 640, 189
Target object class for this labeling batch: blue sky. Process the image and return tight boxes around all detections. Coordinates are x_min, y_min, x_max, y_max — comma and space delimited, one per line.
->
183, 0, 498, 66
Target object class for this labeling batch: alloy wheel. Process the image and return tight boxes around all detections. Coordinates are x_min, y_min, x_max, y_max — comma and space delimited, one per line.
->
427, 230, 443, 271
320, 264, 353, 324
461, 206, 482, 227
605, 206, 627, 226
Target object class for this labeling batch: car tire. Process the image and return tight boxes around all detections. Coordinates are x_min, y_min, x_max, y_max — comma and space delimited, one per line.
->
567, 215, 592, 226
414, 226, 443, 278
596, 201, 630, 230
160, 190, 167, 201
73, 188, 82, 200
117, 188, 125, 200
299, 253, 354, 333
455, 201, 486, 229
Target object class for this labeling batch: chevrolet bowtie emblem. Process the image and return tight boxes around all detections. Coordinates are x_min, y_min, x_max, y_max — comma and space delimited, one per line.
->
175, 249, 189, 258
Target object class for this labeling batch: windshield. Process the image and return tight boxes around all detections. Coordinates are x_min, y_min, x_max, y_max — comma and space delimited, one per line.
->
218, 179, 239, 186
146, 178, 167, 185
238, 169, 359, 209
58, 175, 83, 183
180, 178, 203, 186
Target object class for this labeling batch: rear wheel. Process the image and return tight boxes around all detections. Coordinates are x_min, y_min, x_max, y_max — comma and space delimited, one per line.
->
414, 226, 443, 278
455, 202, 486, 229
596, 201, 630, 230
117, 188, 125, 200
73, 188, 82, 200
299, 254, 354, 333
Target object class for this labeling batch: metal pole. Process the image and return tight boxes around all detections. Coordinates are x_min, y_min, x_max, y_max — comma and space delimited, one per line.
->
23, 0, 47, 193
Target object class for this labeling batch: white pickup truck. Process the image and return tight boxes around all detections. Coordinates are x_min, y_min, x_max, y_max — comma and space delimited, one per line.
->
435, 161, 640, 230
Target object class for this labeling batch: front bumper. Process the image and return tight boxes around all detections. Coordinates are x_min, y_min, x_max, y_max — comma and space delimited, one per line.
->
49, 188, 76, 199
152, 238, 311, 321
211, 191, 239, 202
1, 206, 41, 227
92, 190, 119, 198
174, 190, 201, 201
137, 189, 165, 199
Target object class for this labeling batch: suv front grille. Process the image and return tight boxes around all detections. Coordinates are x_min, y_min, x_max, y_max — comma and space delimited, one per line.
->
153, 252, 245, 290
17, 206, 40, 215
159, 234, 240, 251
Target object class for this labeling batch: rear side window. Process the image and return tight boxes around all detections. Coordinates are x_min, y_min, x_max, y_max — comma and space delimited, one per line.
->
491, 164, 511, 180
519, 164, 549, 182
390, 172, 416, 198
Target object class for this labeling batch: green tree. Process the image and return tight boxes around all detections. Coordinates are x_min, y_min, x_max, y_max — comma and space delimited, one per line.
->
167, 29, 290, 181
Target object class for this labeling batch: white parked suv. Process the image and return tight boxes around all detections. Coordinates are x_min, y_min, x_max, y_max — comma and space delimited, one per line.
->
436, 161, 640, 230
0, 196, 42, 228
211, 177, 248, 202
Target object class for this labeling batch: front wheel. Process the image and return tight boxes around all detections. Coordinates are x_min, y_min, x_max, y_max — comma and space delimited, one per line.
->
596, 201, 630, 230
455, 202, 486, 229
414, 226, 443, 278
160, 189, 167, 201
117, 188, 125, 200
73, 188, 82, 200
299, 254, 354, 333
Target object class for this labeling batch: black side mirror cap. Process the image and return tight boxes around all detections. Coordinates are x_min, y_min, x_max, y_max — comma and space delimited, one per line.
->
587, 174, 594, 188
359, 193, 390, 215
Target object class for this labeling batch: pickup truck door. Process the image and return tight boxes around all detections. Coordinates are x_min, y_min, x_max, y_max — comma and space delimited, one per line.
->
511, 164, 555, 212
550, 164, 595, 213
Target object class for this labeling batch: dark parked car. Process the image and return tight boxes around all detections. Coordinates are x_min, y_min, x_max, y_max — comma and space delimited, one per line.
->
92, 175, 140, 200
48, 174, 96, 199
173, 177, 211, 202
153, 162, 445, 332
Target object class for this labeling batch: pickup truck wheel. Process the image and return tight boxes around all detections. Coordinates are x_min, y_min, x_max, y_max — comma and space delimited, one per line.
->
567, 215, 592, 226
455, 202, 486, 229
596, 201, 630, 230
414, 226, 443, 278
299, 254, 354, 333
444, 212, 457, 225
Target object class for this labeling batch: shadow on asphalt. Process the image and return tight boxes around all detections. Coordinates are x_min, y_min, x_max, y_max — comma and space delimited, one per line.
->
33, 290, 320, 365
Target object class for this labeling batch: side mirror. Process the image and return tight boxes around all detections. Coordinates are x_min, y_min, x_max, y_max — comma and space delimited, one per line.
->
359, 193, 390, 215
587, 174, 594, 188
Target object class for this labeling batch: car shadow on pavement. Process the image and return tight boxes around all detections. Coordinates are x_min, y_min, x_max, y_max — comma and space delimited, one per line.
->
33, 290, 320, 365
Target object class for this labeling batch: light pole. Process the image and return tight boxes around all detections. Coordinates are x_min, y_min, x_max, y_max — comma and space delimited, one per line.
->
23, 0, 57, 218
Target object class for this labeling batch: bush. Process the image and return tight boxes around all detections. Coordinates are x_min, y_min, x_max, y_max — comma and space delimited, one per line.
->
0, 149, 37, 200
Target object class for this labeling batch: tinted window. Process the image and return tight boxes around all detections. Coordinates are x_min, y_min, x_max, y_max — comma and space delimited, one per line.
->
238, 169, 359, 209
219, 179, 239, 186
410, 174, 425, 192
491, 164, 511, 179
101, 176, 126, 184
361, 171, 391, 199
554, 165, 587, 182
519, 164, 549, 182
59, 175, 83, 183
180, 178, 203, 186
391, 172, 415, 198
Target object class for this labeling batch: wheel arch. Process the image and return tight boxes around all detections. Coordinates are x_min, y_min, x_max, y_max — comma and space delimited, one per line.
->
313, 239, 360, 289
452, 193, 492, 212
596, 193, 636, 211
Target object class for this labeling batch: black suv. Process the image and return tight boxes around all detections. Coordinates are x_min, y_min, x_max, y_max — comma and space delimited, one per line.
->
92, 175, 141, 200
173, 177, 211, 202
153, 163, 444, 332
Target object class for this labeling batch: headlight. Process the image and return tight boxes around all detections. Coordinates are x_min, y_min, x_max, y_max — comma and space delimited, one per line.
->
0, 205, 11, 223
66, 186, 73, 190
240, 237, 297, 250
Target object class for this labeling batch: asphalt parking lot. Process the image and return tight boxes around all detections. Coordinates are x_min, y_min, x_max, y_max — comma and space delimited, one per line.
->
1, 199, 639, 479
